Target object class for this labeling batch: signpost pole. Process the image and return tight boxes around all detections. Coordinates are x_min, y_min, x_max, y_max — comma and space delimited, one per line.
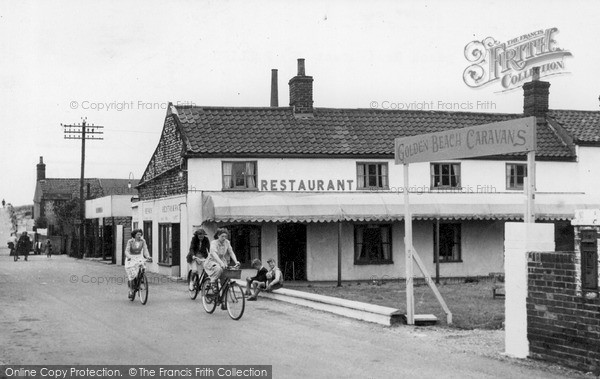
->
403, 163, 414, 325
435, 219, 440, 284
525, 150, 536, 223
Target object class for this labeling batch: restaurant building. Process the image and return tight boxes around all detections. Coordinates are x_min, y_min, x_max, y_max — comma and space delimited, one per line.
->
134, 59, 600, 281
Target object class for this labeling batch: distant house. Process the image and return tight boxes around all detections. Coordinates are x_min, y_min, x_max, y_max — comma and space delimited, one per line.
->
32, 157, 139, 235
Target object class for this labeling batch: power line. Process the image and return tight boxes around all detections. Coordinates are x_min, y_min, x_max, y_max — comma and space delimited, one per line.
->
61, 117, 104, 259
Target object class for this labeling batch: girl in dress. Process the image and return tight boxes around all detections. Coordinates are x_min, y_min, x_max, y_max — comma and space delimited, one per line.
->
125, 229, 151, 299
204, 228, 240, 293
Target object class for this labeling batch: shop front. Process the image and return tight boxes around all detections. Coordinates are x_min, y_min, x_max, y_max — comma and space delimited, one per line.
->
85, 195, 133, 265
199, 191, 600, 282
133, 195, 187, 278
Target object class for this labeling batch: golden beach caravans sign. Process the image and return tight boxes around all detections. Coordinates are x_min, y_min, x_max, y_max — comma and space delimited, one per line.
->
463, 27, 572, 91
394, 117, 535, 165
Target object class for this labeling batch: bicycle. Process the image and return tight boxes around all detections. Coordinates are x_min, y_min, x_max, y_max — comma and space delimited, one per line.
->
130, 258, 152, 305
200, 266, 245, 320
188, 267, 208, 300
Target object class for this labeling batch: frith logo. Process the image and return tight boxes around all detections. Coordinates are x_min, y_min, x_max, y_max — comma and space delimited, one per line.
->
463, 27, 572, 91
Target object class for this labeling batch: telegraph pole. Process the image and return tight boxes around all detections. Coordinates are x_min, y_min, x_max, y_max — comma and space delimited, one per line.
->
62, 117, 104, 258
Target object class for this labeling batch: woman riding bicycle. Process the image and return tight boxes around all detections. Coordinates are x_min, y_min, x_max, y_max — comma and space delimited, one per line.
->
204, 228, 240, 296
187, 228, 210, 291
125, 229, 151, 300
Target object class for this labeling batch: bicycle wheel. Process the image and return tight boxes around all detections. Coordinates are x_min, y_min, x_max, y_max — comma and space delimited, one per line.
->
226, 282, 245, 320
188, 272, 199, 300
138, 272, 149, 305
200, 279, 217, 314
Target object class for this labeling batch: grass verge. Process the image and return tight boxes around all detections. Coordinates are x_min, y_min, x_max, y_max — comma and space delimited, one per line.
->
288, 279, 505, 329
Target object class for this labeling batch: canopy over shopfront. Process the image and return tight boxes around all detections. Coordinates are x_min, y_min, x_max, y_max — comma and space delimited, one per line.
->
201, 192, 600, 223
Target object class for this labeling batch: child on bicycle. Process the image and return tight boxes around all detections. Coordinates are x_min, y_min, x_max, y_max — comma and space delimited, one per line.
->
187, 229, 210, 291
125, 229, 151, 300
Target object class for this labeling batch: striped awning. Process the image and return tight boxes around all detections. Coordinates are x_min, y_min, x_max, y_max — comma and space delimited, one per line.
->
200, 191, 600, 223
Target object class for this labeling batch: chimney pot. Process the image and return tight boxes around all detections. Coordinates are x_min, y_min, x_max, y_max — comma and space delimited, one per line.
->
523, 67, 550, 117
289, 58, 313, 114
270, 69, 279, 107
297, 58, 305, 76
36, 156, 46, 181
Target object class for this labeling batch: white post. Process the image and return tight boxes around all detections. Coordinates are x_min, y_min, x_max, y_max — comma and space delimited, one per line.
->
403, 164, 414, 325
504, 222, 554, 358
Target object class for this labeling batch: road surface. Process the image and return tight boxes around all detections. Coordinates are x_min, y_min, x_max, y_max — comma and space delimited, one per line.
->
0, 254, 588, 378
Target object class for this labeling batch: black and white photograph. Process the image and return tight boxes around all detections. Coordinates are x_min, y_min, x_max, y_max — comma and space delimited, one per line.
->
1, 1, 599, 378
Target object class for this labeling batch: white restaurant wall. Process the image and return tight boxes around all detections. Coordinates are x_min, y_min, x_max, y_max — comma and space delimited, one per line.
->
133, 196, 188, 278
305, 220, 505, 281
187, 157, 581, 194
577, 147, 600, 195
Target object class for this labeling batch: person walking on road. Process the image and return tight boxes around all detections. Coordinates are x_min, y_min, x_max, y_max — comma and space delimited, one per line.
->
7, 232, 18, 261
44, 239, 53, 258
16, 231, 32, 262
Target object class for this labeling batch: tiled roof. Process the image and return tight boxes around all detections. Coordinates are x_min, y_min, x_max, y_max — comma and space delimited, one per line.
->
548, 110, 600, 144
97, 179, 139, 196
174, 107, 575, 159
38, 178, 138, 200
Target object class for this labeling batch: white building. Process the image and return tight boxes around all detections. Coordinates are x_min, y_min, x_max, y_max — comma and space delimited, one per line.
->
133, 59, 600, 281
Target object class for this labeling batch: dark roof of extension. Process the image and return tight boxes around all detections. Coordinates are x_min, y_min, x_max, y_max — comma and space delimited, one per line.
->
547, 110, 600, 145
171, 106, 589, 160
37, 178, 139, 200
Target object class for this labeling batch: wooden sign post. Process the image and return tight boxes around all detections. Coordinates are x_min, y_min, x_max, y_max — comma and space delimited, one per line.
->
395, 117, 536, 325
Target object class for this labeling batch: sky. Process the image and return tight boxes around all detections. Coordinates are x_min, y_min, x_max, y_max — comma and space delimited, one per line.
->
1, 0, 599, 206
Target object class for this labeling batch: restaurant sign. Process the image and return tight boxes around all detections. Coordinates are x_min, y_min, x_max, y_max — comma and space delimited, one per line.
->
394, 117, 535, 165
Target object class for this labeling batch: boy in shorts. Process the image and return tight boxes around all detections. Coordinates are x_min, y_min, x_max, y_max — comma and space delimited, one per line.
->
246, 259, 268, 301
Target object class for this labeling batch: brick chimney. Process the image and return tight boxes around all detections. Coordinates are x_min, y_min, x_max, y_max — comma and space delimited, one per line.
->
523, 67, 550, 117
288, 58, 313, 114
36, 156, 46, 181
270, 69, 279, 107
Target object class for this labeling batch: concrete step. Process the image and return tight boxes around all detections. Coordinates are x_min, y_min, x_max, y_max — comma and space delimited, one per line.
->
236, 280, 402, 326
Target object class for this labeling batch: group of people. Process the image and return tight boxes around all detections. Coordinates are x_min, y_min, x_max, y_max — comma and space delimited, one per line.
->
186, 227, 283, 301
245, 258, 283, 301
123, 226, 284, 301
6, 231, 53, 261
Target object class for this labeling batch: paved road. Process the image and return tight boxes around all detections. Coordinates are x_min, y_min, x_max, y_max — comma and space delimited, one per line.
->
0, 254, 588, 379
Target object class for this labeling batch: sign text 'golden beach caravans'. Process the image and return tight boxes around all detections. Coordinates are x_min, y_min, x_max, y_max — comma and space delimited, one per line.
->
394, 117, 536, 165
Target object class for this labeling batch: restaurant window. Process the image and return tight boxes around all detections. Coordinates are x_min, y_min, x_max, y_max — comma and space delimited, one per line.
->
143, 221, 153, 258
357, 162, 389, 189
431, 163, 460, 189
222, 161, 257, 190
227, 225, 261, 269
433, 223, 461, 263
506, 163, 527, 190
158, 223, 180, 266
354, 224, 393, 264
